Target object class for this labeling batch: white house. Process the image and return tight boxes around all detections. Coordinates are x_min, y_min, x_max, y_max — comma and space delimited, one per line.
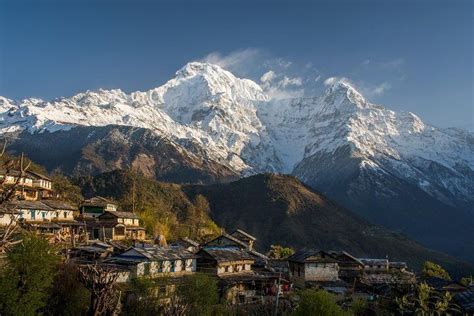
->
106, 246, 197, 283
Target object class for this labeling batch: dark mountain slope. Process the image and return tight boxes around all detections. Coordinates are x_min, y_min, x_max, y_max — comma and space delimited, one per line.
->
293, 148, 474, 263
6, 126, 238, 184
184, 173, 473, 275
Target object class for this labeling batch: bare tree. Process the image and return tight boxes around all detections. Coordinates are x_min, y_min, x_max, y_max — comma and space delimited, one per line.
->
0, 142, 31, 252
78, 263, 121, 316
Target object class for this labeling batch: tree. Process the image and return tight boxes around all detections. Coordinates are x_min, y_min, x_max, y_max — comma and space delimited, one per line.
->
422, 261, 451, 280
415, 282, 432, 314
267, 244, 295, 259
397, 282, 456, 315
176, 273, 219, 316
0, 233, 60, 316
122, 278, 163, 316
0, 147, 31, 252
46, 263, 90, 316
351, 298, 367, 316
78, 264, 121, 316
292, 289, 349, 316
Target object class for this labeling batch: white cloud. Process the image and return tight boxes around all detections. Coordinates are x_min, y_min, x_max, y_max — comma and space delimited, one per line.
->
200, 48, 322, 100
323, 76, 391, 98
201, 48, 260, 74
260, 70, 276, 83
370, 82, 391, 96
324, 76, 351, 86
279, 76, 303, 87
380, 58, 405, 70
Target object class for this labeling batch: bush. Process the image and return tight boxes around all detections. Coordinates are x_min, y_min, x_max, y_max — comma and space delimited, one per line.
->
0, 234, 60, 316
292, 289, 349, 316
46, 263, 90, 316
422, 261, 451, 280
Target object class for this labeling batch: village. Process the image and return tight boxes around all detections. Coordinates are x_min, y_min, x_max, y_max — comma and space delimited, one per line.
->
0, 166, 473, 315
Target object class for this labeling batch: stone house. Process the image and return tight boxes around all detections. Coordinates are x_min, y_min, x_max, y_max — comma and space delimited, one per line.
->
325, 250, 364, 283
7, 199, 84, 238
0, 169, 53, 200
86, 210, 145, 241
107, 246, 197, 283
196, 247, 262, 304
287, 249, 340, 288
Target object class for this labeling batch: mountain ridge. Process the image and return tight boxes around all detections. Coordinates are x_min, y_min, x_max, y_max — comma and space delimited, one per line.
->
1, 61, 472, 262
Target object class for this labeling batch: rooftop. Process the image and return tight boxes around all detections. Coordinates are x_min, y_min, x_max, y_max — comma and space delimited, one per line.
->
199, 247, 255, 263
99, 210, 139, 219
230, 229, 257, 241
81, 196, 117, 207
115, 246, 197, 263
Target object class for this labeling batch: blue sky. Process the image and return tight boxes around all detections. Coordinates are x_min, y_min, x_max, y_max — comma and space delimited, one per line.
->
0, 0, 472, 129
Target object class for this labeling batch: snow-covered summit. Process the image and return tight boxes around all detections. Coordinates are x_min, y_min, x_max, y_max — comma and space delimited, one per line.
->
0, 62, 472, 204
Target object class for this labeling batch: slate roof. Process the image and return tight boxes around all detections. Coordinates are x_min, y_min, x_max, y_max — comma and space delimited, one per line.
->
230, 229, 257, 241
202, 233, 249, 249
0, 169, 51, 181
359, 258, 389, 266
8, 200, 77, 212
27, 170, 52, 181
455, 288, 474, 312
81, 196, 116, 207
287, 248, 322, 263
41, 200, 77, 211
118, 246, 197, 262
199, 247, 255, 263
182, 237, 200, 247
9, 200, 52, 211
99, 210, 139, 219
326, 250, 364, 265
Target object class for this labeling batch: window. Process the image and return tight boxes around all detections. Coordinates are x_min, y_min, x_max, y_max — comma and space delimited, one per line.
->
30, 211, 35, 220
171, 261, 175, 272
63, 212, 67, 219
56, 212, 59, 218
42, 212, 46, 220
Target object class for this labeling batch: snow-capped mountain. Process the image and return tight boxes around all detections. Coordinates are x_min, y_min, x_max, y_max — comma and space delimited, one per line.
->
1, 62, 473, 261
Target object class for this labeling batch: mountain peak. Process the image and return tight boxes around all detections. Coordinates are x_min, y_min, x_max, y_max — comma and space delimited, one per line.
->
176, 61, 221, 78
322, 78, 367, 108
